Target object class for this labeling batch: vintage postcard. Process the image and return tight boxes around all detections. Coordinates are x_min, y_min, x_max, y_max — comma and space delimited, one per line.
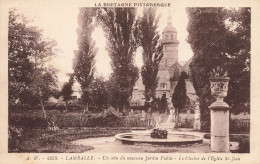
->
0, 0, 260, 163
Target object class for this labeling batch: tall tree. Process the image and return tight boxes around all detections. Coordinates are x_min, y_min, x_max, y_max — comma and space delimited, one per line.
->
97, 8, 139, 111
8, 9, 58, 119
172, 71, 188, 126
186, 8, 250, 131
8, 9, 34, 106
30, 39, 58, 119
73, 8, 97, 113
159, 94, 168, 113
136, 8, 163, 103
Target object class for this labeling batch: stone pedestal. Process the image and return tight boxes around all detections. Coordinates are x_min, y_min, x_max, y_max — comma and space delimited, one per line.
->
194, 105, 201, 130
210, 106, 230, 152
209, 75, 230, 153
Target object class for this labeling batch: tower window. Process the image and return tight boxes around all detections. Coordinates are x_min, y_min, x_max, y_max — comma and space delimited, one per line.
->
166, 35, 168, 40
171, 35, 173, 40
160, 83, 167, 89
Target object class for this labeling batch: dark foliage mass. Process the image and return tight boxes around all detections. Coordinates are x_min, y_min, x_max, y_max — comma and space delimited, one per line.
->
89, 76, 109, 111
151, 128, 168, 139
159, 94, 168, 113
135, 8, 163, 102
61, 76, 74, 110
172, 72, 188, 117
186, 8, 250, 131
97, 8, 139, 111
73, 8, 97, 112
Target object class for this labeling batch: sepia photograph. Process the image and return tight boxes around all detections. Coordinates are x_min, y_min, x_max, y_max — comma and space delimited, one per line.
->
6, 5, 251, 154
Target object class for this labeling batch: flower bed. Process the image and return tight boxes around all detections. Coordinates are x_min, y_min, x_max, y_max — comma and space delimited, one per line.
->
151, 128, 168, 139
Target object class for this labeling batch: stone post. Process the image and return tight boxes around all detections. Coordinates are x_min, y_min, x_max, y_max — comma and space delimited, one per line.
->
209, 77, 230, 152
194, 103, 201, 130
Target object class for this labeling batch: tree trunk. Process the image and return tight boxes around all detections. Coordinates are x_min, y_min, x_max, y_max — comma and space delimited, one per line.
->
39, 89, 46, 120
86, 103, 89, 112
229, 108, 232, 122
83, 103, 88, 114
40, 96, 46, 120
65, 101, 68, 110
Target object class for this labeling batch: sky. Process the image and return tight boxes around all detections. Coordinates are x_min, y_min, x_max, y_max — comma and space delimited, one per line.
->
17, 6, 193, 83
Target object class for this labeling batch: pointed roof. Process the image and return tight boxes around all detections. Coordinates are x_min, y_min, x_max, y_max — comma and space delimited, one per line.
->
171, 61, 182, 69
181, 57, 193, 73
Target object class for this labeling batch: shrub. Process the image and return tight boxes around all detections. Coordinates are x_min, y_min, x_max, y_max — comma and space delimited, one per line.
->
44, 103, 57, 110
88, 108, 122, 127
68, 103, 83, 111
179, 118, 194, 128
56, 103, 66, 111
231, 135, 250, 153
9, 114, 48, 128
8, 126, 23, 152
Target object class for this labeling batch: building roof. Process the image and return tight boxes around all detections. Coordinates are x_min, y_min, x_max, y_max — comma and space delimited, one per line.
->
181, 57, 193, 73
171, 61, 182, 69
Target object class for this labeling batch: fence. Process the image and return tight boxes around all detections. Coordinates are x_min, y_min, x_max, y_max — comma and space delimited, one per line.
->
230, 118, 250, 133
120, 116, 156, 129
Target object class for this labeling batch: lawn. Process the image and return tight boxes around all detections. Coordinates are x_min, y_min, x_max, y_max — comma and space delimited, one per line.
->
10, 127, 131, 153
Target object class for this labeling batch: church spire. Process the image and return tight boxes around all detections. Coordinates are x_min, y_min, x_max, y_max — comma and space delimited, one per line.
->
167, 14, 172, 25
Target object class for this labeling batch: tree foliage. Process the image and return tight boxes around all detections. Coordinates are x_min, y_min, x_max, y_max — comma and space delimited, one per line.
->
89, 76, 109, 111
159, 94, 168, 113
73, 8, 97, 112
8, 9, 58, 117
186, 8, 250, 131
8, 9, 34, 106
135, 8, 163, 102
172, 72, 188, 116
97, 8, 139, 110
61, 75, 74, 110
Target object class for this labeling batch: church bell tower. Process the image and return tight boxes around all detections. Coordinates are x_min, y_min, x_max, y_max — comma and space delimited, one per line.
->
160, 14, 179, 68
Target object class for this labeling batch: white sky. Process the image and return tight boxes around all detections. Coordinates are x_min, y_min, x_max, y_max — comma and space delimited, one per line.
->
17, 6, 193, 83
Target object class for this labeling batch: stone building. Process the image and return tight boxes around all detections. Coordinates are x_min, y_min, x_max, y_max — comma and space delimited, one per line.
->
131, 15, 197, 110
